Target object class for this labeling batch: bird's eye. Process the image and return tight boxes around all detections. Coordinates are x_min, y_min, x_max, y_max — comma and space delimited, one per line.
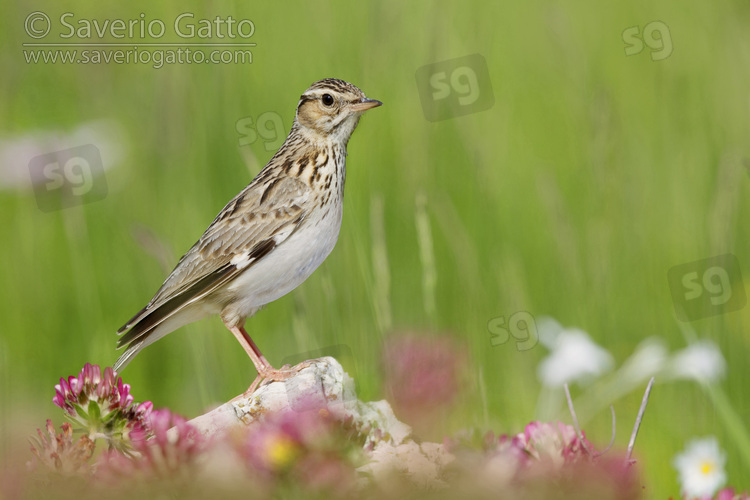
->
321, 94, 335, 107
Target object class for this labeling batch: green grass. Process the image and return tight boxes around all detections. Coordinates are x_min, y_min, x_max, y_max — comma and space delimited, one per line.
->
2, 0, 750, 496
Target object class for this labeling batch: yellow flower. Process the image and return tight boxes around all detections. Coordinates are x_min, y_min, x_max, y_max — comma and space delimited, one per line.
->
267, 435, 299, 469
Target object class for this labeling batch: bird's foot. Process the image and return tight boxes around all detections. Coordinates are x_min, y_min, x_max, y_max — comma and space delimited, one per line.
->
235, 359, 318, 400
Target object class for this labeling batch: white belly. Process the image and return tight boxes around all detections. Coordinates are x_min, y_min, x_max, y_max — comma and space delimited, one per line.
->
219, 203, 343, 323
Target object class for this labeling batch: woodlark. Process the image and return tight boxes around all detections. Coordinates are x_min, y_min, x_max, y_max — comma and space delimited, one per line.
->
115, 79, 381, 390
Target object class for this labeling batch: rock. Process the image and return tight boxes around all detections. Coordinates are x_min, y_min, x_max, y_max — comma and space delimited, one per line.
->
358, 440, 455, 490
184, 357, 410, 447
179, 356, 451, 488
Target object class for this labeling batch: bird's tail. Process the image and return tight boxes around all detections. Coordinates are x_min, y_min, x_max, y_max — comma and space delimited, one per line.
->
113, 341, 145, 372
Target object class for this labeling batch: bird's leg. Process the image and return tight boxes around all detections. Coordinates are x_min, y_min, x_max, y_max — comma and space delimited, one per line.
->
226, 324, 309, 399
227, 324, 274, 374
227, 324, 275, 400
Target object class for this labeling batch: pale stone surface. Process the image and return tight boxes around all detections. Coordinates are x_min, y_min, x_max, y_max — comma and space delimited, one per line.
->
181, 356, 452, 488
186, 357, 410, 446
358, 440, 455, 490
232, 356, 357, 423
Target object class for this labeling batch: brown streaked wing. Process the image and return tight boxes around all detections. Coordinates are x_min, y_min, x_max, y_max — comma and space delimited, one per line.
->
117, 175, 310, 335
116, 236, 279, 348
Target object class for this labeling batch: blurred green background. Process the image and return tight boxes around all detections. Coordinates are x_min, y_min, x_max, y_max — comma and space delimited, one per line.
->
1, 0, 749, 496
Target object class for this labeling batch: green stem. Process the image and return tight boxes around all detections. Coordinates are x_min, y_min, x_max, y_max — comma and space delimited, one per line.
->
704, 383, 750, 471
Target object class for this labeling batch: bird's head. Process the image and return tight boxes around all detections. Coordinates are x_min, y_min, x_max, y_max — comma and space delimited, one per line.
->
294, 78, 382, 145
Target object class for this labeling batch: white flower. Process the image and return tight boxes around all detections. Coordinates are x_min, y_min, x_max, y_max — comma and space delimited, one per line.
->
537, 316, 565, 349
618, 337, 669, 381
537, 320, 614, 387
673, 437, 726, 499
667, 341, 727, 384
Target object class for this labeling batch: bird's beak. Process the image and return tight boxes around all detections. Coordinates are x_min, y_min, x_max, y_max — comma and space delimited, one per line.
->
350, 97, 383, 112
